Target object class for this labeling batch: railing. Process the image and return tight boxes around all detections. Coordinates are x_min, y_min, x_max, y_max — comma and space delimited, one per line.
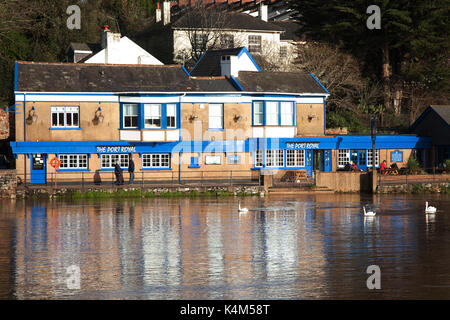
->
378, 168, 450, 187
18, 170, 260, 189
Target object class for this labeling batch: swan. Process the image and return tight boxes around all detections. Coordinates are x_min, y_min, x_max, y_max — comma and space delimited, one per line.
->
238, 200, 248, 213
363, 206, 376, 216
425, 201, 437, 214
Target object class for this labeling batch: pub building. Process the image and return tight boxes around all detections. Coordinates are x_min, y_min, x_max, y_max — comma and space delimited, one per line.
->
10, 47, 431, 184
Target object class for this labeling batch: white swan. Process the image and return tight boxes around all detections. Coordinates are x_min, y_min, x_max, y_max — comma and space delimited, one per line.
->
425, 201, 437, 214
363, 206, 376, 216
238, 200, 248, 213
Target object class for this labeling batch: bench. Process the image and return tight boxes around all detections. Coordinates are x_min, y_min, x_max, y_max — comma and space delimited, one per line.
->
280, 170, 308, 183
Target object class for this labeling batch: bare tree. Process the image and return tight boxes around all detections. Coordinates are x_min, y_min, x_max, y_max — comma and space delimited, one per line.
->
295, 42, 368, 112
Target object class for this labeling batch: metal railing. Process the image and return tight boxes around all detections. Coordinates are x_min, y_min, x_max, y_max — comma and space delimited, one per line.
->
19, 170, 260, 189
378, 167, 450, 186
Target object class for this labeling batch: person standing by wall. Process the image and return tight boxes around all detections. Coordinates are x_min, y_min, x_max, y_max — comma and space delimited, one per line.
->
114, 160, 123, 185
128, 155, 135, 184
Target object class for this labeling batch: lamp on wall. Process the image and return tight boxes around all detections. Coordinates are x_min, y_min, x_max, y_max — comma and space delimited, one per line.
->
307, 114, 316, 122
189, 114, 198, 122
26, 105, 38, 124
233, 114, 242, 122
94, 105, 104, 123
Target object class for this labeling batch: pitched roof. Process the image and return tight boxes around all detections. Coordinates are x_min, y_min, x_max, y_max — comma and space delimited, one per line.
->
270, 21, 302, 41
172, 11, 284, 32
237, 71, 328, 94
410, 105, 450, 130
190, 47, 247, 77
68, 42, 102, 53
15, 61, 236, 93
15, 61, 328, 95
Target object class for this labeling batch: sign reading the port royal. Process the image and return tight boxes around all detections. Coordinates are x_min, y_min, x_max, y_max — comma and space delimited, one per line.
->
286, 142, 319, 149
96, 146, 136, 153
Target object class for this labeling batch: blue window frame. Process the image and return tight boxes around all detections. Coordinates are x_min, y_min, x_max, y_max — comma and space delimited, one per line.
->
252, 101, 295, 126
120, 103, 180, 129
189, 156, 200, 168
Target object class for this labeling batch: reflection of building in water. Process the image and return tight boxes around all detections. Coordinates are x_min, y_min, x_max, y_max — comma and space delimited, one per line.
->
0, 201, 17, 299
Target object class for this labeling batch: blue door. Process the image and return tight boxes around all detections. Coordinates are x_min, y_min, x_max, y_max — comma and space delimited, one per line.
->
30, 153, 46, 184
324, 149, 332, 172
306, 150, 313, 178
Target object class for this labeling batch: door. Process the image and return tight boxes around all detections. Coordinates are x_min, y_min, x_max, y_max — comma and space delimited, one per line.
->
30, 153, 46, 184
313, 150, 324, 172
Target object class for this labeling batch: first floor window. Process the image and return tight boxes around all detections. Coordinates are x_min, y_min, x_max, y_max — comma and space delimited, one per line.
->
193, 33, 207, 53
123, 104, 138, 128
266, 149, 284, 167
286, 149, 305, 167
59, 154, 88, 169
166, 104, 177, 128
209, 103, 223, 129
142, 153, 170, 168
248, 35, 262, 54
280, 102, 294, 126
255, 150, 263, 167
338, 149, 350, 167
220, 34, 234, 48
253, 101, 264, 125
280, 46, 287, 59
266, 101, 279, 125
367, 149, 380, 167
51, 106, 79, 128
101, 154, 129, 169
144, 104, 161, 128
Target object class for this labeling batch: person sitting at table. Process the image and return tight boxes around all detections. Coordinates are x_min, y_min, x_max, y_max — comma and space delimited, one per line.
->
380, 160, 387, 174
352, 162, 361, 171
344, 161, 353, 171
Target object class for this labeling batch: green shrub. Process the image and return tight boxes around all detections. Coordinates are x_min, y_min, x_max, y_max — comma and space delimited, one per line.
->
407, 158, 420, 174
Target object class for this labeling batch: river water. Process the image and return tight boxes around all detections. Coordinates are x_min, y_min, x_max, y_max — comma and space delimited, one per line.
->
0, 193, 449, 300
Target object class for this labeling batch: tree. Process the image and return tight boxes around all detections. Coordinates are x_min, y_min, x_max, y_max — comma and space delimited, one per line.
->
288, 0, 450, 116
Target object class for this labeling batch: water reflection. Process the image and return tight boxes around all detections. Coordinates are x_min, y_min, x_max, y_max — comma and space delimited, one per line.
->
0, 193, 449, 299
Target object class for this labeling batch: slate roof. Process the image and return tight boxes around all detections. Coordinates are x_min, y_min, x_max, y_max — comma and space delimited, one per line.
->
15, 61, 328, 95
237, 71, 328, 94
190, 47, 246, 77
68, 42, 102, 53
16, 62, 236, 93
172, 11, 284, 32
270, 21, 302, 41
410, 105, 450, 130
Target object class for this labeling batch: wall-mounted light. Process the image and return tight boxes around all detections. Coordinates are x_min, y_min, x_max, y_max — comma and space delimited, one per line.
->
189, 114, 198, 122
308, 114, 316, 122
94, 106, 104, 123
26, 105, 38, 124
233, 114, 242, 122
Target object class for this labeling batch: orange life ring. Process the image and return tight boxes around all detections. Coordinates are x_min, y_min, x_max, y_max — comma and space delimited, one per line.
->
50, 157, 61, 169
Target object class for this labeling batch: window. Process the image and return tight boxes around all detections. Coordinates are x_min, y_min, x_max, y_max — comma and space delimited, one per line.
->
209, 103, 223, 129
338, 149, 350, 167
193, 33, 207, 53
280, 46, 287, 59
255, 150, 263, 167
266, 102, 279, 125
51, 106, 79, 128
367, 149, 380, 167
253, 102, 264, 125
189, 156, 200, 168
220, 34, 234, 48
266, 149, 284, 167
142, 154, 170, 168
166, 104, 177, 128
286, 150, 305, 167
205, 155, 222, 165
358, 150, 366, 165
280, 102, 294, 126
228, 154, 241, 165
144, 104, 161, 128
248, 35, 262, 54
123, 104, 138, 128
101, 154, 129, 169
59, 154, 88, 169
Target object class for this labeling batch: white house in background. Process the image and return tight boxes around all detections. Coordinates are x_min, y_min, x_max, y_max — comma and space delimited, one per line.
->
65, 27, 164, 65
155, 1, 298, 67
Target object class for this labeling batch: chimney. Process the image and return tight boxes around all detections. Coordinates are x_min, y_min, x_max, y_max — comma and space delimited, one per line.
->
162, 1, 171, 25
156, 2, 162, 23
101, 25, 110, 49
259, 3, 268, 22
220, 55, 239, 77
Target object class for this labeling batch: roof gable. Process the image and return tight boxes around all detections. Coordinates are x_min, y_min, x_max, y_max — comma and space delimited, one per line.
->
410, 105, 450, 131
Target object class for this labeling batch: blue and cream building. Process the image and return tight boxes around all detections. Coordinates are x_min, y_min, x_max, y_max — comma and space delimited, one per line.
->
10, 47, 431, 184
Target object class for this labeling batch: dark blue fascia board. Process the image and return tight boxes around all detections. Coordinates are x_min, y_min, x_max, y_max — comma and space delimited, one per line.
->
181, 65, 191, 77
10, 140, 251, 155
14, 61, 19, 92
309, 72, 329, 94
189, 51, 207, 74
230, 76, 245, 91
